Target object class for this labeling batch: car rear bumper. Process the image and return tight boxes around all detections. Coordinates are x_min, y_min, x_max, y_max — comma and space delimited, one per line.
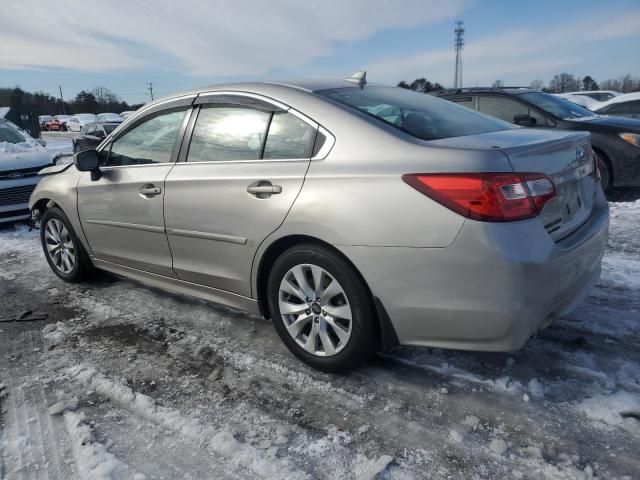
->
338, 188, 609, 352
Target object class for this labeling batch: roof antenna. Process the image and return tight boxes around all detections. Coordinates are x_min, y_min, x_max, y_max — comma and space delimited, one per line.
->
345, 71, 367, 88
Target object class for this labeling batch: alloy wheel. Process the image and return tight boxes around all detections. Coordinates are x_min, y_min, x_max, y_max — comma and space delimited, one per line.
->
44, 218, 76, 274
278, 264, 352, 357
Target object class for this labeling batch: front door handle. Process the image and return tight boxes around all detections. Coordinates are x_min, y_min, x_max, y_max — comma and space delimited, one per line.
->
247, 181, 282, 198
139, 184, 162, 198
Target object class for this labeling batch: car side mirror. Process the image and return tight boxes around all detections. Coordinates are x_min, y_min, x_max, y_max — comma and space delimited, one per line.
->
75, 149, 102, 181
513, 114, 536, 127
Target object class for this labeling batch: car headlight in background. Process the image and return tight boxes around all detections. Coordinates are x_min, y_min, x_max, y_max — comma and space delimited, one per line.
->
619, 133, 640, 147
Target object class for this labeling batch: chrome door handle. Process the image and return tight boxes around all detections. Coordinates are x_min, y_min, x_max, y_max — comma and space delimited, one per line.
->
139, 184, 162, 197
247, 181, 282, 198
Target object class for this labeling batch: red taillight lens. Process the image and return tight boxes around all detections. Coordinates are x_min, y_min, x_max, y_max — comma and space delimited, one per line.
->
402, 173, 556, 222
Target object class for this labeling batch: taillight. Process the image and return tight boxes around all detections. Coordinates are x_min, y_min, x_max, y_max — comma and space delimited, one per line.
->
402, 173, 556, 222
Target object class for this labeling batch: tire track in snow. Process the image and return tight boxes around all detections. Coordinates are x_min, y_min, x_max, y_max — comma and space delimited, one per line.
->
66, 364, 306, 480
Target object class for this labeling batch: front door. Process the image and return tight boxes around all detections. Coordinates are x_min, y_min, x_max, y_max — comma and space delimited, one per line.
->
164, 97, 317, 296
77, 106, 190, 276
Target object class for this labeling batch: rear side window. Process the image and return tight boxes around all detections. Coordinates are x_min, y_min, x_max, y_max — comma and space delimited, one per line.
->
106, 108, 186, 166
318, 86, 512, 141
188, 106, 270, 162
451, 96, 474, 109
600, 102, 631, 115
263, 112, 315, 159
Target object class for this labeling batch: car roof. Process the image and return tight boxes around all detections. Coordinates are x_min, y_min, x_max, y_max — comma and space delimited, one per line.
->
592, 91, 640, 110
435, 87, 537, 96
565, 90, 621, 96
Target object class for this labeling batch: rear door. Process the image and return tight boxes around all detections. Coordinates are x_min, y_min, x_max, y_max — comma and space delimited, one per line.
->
77, 99, 193, 276
164, 93, 318, 296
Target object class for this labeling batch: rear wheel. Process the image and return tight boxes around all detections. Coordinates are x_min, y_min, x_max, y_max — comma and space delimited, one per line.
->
267, 244, 376, 372
40, 207, 94, 282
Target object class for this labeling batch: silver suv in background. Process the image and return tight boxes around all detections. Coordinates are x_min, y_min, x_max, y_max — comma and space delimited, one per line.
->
0, 118, 52, 224
30, 75, 609, 371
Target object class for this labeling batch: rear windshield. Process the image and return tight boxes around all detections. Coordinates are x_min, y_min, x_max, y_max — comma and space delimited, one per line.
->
317, 86, 512, 141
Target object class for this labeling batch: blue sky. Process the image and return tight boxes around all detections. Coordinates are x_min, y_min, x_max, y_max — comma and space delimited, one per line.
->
1, 0, 639, 105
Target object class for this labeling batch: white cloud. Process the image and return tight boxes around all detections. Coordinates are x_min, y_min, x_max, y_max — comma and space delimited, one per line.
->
367, 9, 640, 87
0, 0, 470, 75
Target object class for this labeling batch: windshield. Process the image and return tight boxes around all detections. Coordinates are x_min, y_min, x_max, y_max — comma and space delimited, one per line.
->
317, 86, 513, 141
521, 92, 596, 120
0, 120, 27, 144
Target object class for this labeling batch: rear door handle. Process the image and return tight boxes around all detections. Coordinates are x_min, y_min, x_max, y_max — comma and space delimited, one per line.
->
247, 181, 282, 198
139, 184, 162, 197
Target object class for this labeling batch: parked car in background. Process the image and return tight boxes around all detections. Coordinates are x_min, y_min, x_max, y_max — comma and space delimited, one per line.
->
44, 118, 62, 131
55, 115, 73, 131
592, 92, 640, 119
554, 93, 600, 110
39, 115, 54, 130
0, 118, 52, 223
564, 90, 621, 102
95, 113, 123, 124
30, 78, 608, 371
120, 111, 136, 119
73, 123, 120, 153
66, 114, 97, 132
435, 87, 640, 191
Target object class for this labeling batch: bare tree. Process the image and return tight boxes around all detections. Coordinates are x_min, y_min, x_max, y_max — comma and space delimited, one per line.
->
600, 75, 640, 93
492, 80, 504, 88
91, 86, 119, 106
549, 73, 581, 93
529, 79, 544, 90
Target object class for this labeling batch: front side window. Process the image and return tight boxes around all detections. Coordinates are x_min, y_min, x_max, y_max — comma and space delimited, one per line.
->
450, 96, 474, 109
263, 112, 315, 159
318, 86, 512, 141
106, 108, 186, 166
520, 92, 595, 120
187, 106, 271, 162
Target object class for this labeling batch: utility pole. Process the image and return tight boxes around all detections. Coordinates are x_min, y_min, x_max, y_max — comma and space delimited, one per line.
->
148, 82, 154, 101
453, 21, 465, 89
58, 85, 66, 114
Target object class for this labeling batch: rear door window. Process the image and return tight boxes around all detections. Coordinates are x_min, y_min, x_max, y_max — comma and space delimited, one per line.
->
477, 96, 548, 126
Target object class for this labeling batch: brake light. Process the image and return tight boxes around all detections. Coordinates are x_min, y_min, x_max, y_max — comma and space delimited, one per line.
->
402, 173, 556, 222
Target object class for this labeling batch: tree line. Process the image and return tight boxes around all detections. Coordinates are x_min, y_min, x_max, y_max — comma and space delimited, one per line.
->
0, 86, 144, 116
399, 73, 640, 94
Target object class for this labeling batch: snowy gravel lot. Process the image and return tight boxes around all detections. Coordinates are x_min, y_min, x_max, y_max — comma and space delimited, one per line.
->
0, 158, 639, 478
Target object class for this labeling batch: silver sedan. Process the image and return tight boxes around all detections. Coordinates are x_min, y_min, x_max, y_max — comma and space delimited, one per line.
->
30, 74, 609, 371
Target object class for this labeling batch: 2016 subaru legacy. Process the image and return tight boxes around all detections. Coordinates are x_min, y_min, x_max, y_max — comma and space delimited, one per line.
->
30, 74, 609, 372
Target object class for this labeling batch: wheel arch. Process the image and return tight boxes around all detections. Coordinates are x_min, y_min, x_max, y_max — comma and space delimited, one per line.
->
591, 144, 613, 185
254, 234, 399, 352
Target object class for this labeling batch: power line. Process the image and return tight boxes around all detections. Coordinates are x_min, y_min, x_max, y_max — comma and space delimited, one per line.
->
453, 21, 465, 89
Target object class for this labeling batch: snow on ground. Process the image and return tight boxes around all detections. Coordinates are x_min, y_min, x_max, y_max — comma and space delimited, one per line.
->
42, 132, 74, 156
0, 197, 639, 479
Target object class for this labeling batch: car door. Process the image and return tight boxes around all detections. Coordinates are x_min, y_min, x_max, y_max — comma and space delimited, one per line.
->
77, 98, 193, 276
164, 93, 318, 296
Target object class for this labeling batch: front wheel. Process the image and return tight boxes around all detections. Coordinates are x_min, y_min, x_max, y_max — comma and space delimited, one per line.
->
267, 244, 376, 372
40, 207, 94, 282
595, 151, 611, 193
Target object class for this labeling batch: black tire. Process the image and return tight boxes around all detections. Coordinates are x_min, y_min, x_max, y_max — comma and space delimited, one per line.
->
267, 243, 376, 372
595, 151, 611, 193
40, 207, 94, 282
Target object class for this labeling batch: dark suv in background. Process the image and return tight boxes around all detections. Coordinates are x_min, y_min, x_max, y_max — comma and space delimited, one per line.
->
435, 88, 640, 191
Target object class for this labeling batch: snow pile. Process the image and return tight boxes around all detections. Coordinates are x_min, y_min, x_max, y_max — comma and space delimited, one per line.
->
576, 391, 640, 432
64, 410, 146, 480
0, 141, 38, 154
67, 364, 304, 480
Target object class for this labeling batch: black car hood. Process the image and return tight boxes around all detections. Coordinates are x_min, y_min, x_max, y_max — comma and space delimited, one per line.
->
568, 115, 640, 132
